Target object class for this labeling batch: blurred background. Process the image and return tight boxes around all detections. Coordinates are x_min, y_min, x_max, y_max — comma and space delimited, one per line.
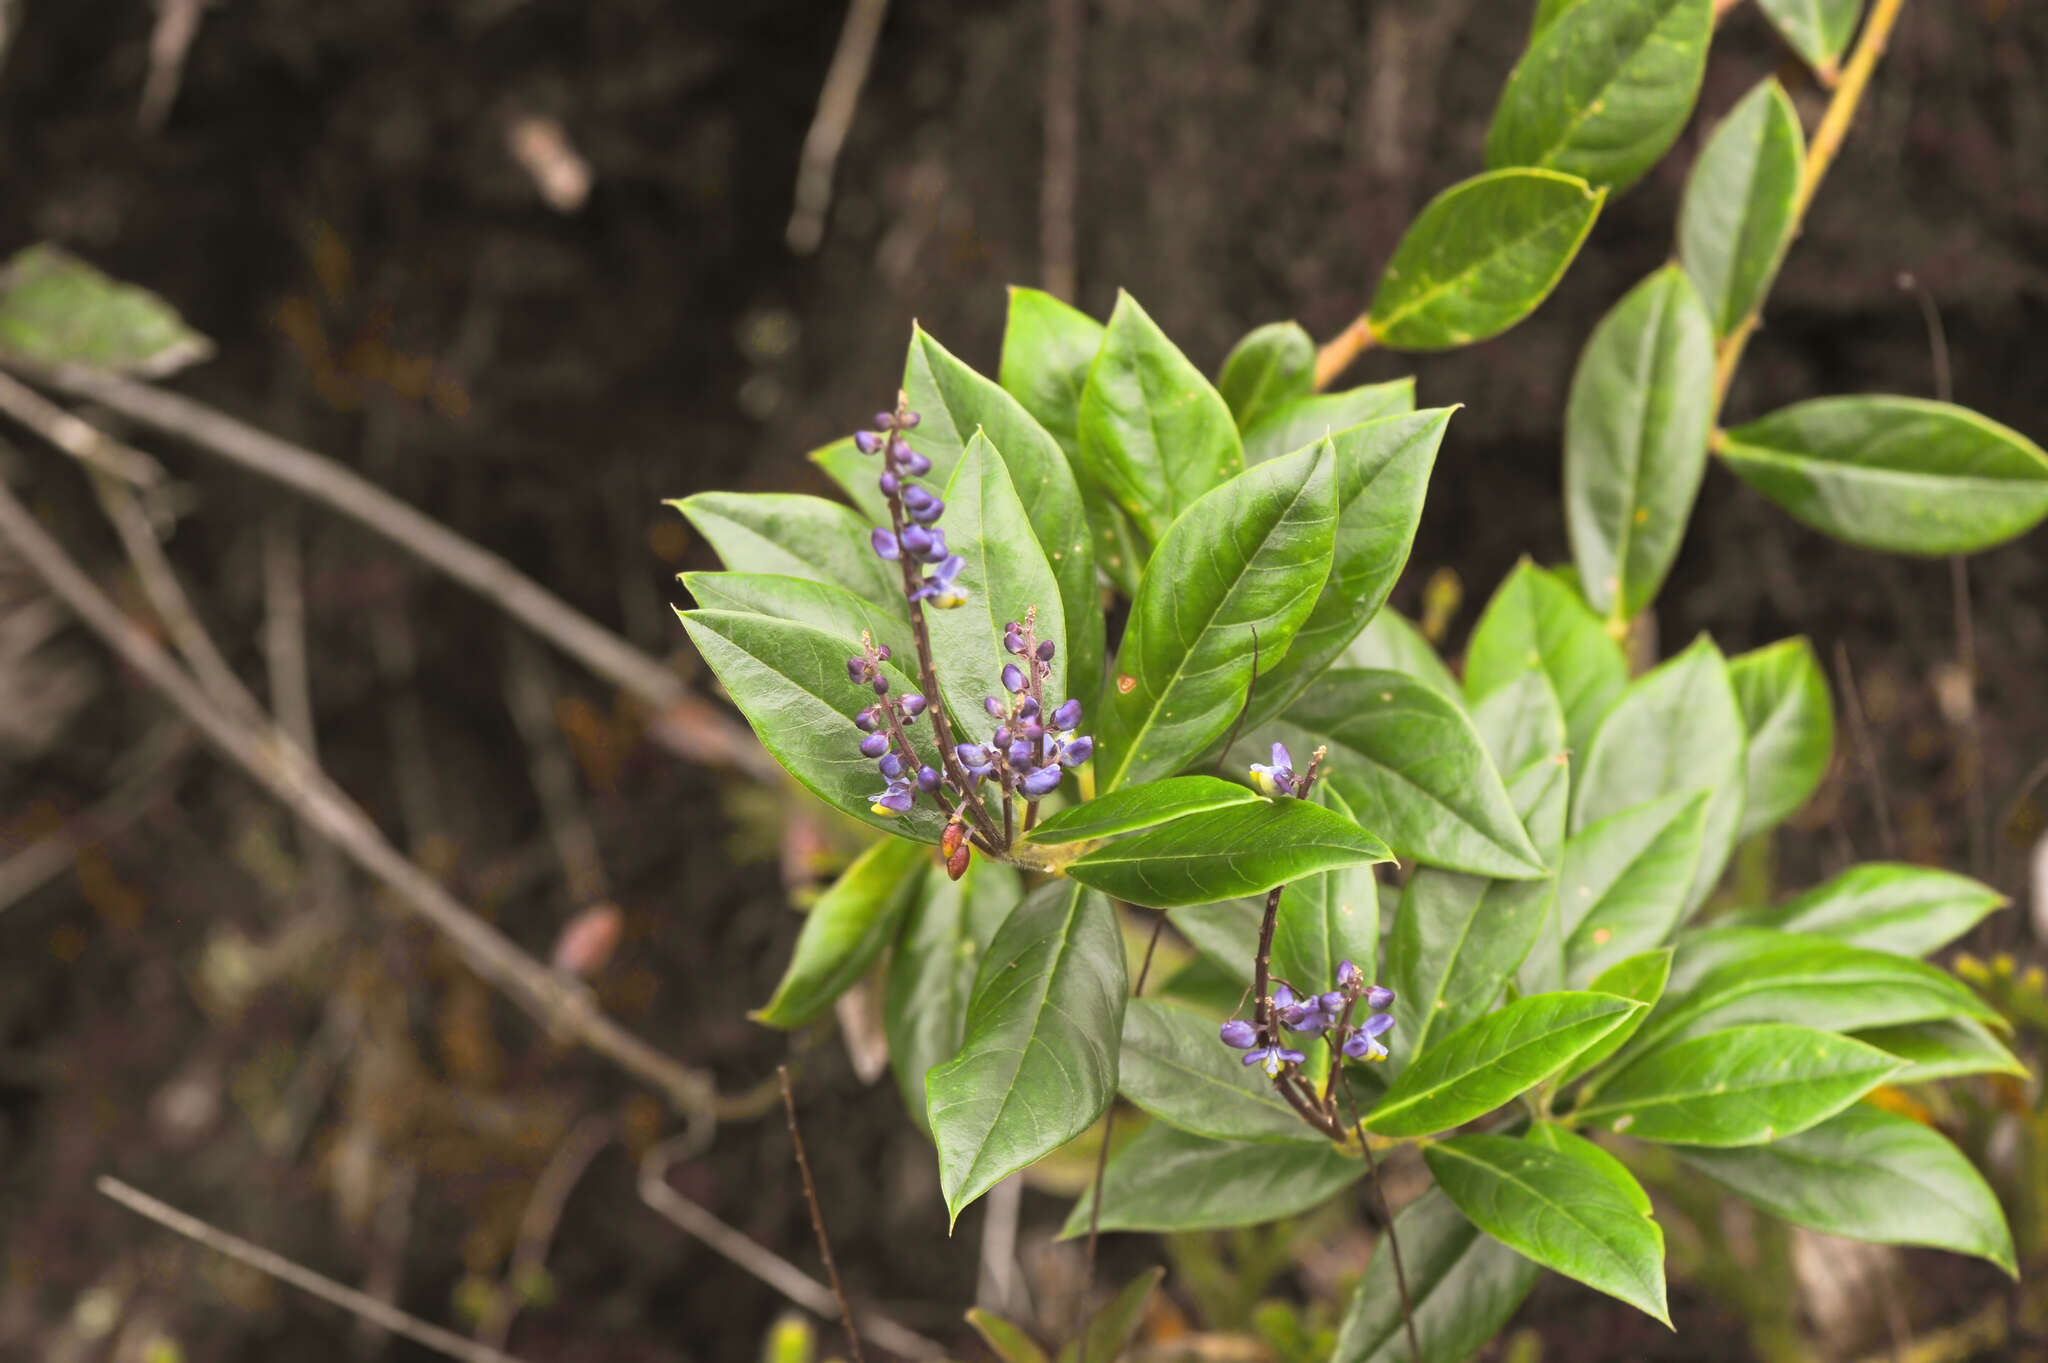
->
1, 1, 2045, 1359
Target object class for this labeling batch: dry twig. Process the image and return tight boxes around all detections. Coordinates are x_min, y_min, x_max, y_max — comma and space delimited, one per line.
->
1834, 640, 1899, 859
1040, 0, 1082, 301
780, 1066, 865, 1363
476, 1115, 617, 1351
0, 725, 190, 914
787, 0, 890, 254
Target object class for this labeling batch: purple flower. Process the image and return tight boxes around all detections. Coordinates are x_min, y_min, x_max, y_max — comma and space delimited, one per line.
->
984, 696, 1006, 719
871, 672, 889, 695
854, 429, 881, 454
1365, 984, 1396, 1011
1343, 1011, 1395, 1062
889, 436, 913, 463
1244, 1044, 1306, 1078
1219, 1020, 1257, 1049
854, 706, 882, 733
898, 411, 921, 429
847, 657, 870, 684
910, 554, 967, 609
878, 470, 899, 496
1003, 623, 1027, 655
874, 411, 897, 430
916, 765, 942, 792
1058, 735, 1094, 766
903, 485, 944, 524
879, 752, 905, 780
1035, 639, 1056, 662
859, 733, 890, 758
1337, 960, 1363, 990
899, 524, 935, 558
900, 694, 927, 719
1016, 697, 1041, 720
916, 529, 949, 563
899, 447, 932, 477
871, 528, 901, 561
1051, 698, 1083, 731
1002, 663, 1026, 693
1249, 742, 1296, 798
1020, 765, 1063, 798
870, 780, 915, 818
955, 744, 994, 776
1007, 737, 1035, 766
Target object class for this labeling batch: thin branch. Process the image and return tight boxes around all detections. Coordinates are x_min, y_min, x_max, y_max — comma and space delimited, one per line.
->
96, 1176, 529, 1363
1834, 639, 1898, 859
1337, 1069, 1421, 1363
476, 1115, 616, 1352
0, 369, 168, 489
0, 725, 190, 914
786, 0, 890, 254
1040, 0, 1082, 302
0, 475, 716, 1125
502, 625, 611, 907
262, 506, 348, 910
780, 1066, 865, 1363
639, 1135, 945, 1360
1312, 316, 1377, 392
16, 364, 775, 781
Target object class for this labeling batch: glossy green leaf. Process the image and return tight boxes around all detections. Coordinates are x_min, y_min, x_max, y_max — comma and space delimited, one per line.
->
885, 857, 1024, 1134
1681, 1105, 2014, 1274
966, 1310, 1050, 1363
927, 882, 1128, 1222
1729, 637, 1834, 839
678, 610, 946, 841
1251, 668, 1547, 878
1272, 785, 1384, 1015
1025, 775, 1265, 846
1157, 951, 1255, 1017
1333, 1187, 1540, 1363
1472, 669, 1568, 778
1062, 1121, 1363, 1236
1679, 79, 1805, 338
1564, 266, 1716, 620
1574, 635, 1746, 912
671, 492, 902, 609
1720, 397, 2048, 555
1066, 797, 1390, 910
1345, 607, 1464, 701
902, 326, 1104, 688
1559, 790, 1710, 981
998, 286, 1104, 459
810, 435, 889, 523
1218, 321, 1316, 431
1053, 1268, 1166, 1363
1754, 0, 1863, 73
1167, 898, 1263, 984
1424, 1133, 1669, 1324
1388, 758, 1572, 1073
923, 434, 1068, 736
1095, 442, 1337, 791
1850, 1018, 2026, 1084
681, 571, 915, 667
1118, 998, 1325, 1144
0, 244, 214, 376
1727, 862, 2006, 957
1532, 0, 1590, 36
1560, 949, 1673, 1083
1077, 291, 1245, 544
1242, 410, 1454, 730
1526, 1123, 1653, 1214
1577, 1023, 1901, 1145
1485, 0, 1714, 193
1513, 753, 1577, 999
1465, 559, 1628, 752
753, 836, 928, 1029
1240, 379, 1417, 465
1369, 992, 1642, 1137
1088, 498, 1151, 598
1368, 169, 1605, 351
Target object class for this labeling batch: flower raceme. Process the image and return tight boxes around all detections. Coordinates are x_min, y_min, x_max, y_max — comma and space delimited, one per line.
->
1220, 959, 1397, 1077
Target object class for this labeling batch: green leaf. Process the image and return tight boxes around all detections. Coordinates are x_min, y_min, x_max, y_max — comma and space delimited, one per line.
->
1559, 790, 1710, 981
1066, 797, 1391, 910
1272, 784, 1384, 1013
1485, 0, 1714, 193
1513, 753, 1577, 999
678, 610, 945, 841
1077, 291, 1245, 544
1574, 635, 1746, 912
1576, 1023, 1901, 1145
1026, 775, 1266, 846
1062, 1121, 1363, 1236
1754, 0, 1864, 73
902, 326, 1104, 689
1368, 169, 1605, 351
1531, 0, 1590, 37
1728, 637, 1834, 839
1166, 898, 1263, 984
1388, 758, 1572, 1072
1334, 1188, 1539, 1363
671, 492, 902, 609
1218, 321, 1316, 431
1560, 949, 1673, 1082
1617, 932, 2004, 1063
681, 570, 914, 666
810, 436, 889, 523
1720, 397, 2048, 555
0, 244, 214, 376
1850, 1018, 2026, 1084
1368, 992, 1643, 1137
1472, 669, 1568, 778
924, 433, 1068, 736
1242, 410, 1454, 730
1526, 1123, 1654, 1214
1564, 267, 1716, 621
1345, 606, 1463, 702
1158, 952, 1253, 1016
927, 882, 1128, 1223
1679, 79, 1805, 339
1087, 498, 1151, 599
966, 1310, 1050, 1363
1095, 442, 1337, 791
1118, 998, 1325, 1144
1725, 862, 2006, 957
1424, 1133, 1669, 1324
885, 857, 1024, 1134
1681, 1105, 2015, 1274
1465, 559, 1628, 752
753, 837, 927, 1028
1240, 380, 1418, 466
998, 286, 1104, 459
1251, 669, 1547, 878
1054, 1268, 1166, 1363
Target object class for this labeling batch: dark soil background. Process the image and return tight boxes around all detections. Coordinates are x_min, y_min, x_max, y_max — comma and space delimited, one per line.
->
2, 1, 2045, 1360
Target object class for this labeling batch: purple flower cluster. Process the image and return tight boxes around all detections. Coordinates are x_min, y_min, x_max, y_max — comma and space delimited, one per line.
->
953, 612, 1092, 804
847, 637, 941, 819
857, 407, 966, 609
1220, 959, 1396, 1077
1249, 742, 1298, 798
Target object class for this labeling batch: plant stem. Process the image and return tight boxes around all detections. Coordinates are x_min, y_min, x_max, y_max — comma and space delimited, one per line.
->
1312, 314, 1377, 391
1712, 0, 1909, 411
1339, 1070, 1422, 1363
779, 1066, 865, 1363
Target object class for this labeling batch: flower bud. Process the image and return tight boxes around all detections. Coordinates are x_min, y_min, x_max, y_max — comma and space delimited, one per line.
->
899, 524, 935, 558
1002, 663, 1026, 693
1020, 765, 1063, 797
941, 818, 967, 860
916, 765, 942, 792
878, 470, 899, 496
984, 696, 1005, 719
1035, 639, 1056, 662
1052, 698, 1083, 730
1337, 959, 1362, 990
1016, 697, 1041, 720
899, 448, 932, 476
854, 706, 882, 733
946, 837, 972, 880
1008, 738, 1035, 766
859, 733, 890, 758
1365, 985, 1395, 1010
874, 411, 897, 430
898, 410, 921, 428
872, 673, 889, 695
918, 529, 949, 563
879, 752, 905, 779
1219, 1020, 1257, 1049
889, 436, 913, 463
1061, 735, 1094, 765
854, 429, 881, 454
870, 528, 900, 560
900, 694, 927, 717
847, 657, 869, 684
993, 725, 1011, 747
